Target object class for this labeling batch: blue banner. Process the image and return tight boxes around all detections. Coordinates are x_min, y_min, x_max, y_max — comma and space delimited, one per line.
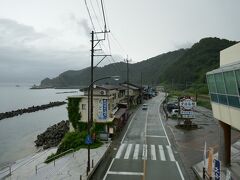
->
214, 159, 220, 180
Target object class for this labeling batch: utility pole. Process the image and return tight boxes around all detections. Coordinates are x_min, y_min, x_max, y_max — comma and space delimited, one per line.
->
87, 30, 110, 174
141, 72, 143, 104
126, 58, 130, 109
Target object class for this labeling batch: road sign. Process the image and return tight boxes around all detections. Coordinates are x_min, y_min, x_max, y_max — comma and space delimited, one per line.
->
85, 135, 93, 145
179, 96, 196, 119
214, 159, 221, 180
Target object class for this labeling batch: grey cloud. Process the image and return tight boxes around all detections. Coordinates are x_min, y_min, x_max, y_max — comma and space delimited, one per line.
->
69, 14, 91, 37
173, 41, 194, 50
0, 18, 90, 84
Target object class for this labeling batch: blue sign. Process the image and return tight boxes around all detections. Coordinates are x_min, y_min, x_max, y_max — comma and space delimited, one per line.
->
98, 99, 108, 120
102, 99, 108, 119
85, 135, 93, 145
214, 159, 221, 180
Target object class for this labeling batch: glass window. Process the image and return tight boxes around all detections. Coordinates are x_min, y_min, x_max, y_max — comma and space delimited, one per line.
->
227, 96, 240, 108
210, 93, 218, 103
207, 74, 217, 93
214, 73, 226, 94
223, 71, 237, 95
218, 95, 228, 105
82, 104, 86, 110
235, 69, 240, 95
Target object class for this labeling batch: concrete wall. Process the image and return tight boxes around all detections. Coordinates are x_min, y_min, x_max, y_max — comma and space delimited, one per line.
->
79, 96, 114, 123
220, 42, 240, 66
211, 102, 240, 130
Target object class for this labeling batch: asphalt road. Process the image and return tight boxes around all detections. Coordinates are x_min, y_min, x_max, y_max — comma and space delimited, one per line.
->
103, 93, 185, 180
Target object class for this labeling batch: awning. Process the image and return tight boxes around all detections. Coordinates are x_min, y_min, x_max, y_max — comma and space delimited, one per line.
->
114, 108, 127, 119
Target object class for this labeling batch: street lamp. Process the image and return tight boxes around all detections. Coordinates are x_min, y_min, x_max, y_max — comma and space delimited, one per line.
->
87, 75, 120, 174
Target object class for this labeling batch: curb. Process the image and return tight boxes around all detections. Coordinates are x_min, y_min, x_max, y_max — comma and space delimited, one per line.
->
87, 143, 111, 180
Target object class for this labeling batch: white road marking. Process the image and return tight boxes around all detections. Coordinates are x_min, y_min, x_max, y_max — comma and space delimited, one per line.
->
142, 144, 147, 160
103, 158, 115, 180
158, 145, 166, 161
121, 108, 139, 144
176, 161, 185, 180
115, 144, 126, 159
133, 144, 139, 160
166, 145, 175, 161
158, 102, 171, 145
124, 144, 132, 159
146, 135, 167, 138
151, 145, 156, 160
107, 171, 144, 176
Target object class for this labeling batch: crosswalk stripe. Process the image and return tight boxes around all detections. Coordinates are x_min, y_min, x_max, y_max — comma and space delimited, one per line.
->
133, 144, 139, 160
142, 144, 147, 160
116, 144, 126, 159
124, 144, 132, 159
151, 145, 156, 160
159, 145, 166, 161
166, 145, 175, 161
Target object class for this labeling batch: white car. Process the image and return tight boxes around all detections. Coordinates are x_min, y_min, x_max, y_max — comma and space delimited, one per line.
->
142, 104, 148, 110
171, 109, 179, 116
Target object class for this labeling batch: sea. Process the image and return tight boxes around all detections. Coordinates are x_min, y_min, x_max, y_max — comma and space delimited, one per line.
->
0, 83, 82, 166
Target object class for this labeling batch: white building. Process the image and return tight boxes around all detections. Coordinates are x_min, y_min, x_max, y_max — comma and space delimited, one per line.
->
206, 42, 240, 166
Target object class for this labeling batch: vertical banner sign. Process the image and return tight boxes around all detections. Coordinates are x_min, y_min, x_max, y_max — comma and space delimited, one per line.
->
203, 141, 207, 168
214, 159, 221, 180
102, 99, 108, 119
98, 99, 108, 120
208, 148, 214, 178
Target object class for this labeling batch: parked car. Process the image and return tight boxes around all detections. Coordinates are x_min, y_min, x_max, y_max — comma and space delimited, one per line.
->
142, 104, 148, 110
171, 109, 179, 116
166, 103, 179, 112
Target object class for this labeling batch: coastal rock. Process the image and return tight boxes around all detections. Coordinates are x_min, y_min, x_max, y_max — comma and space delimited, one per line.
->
35, 120, 69, 149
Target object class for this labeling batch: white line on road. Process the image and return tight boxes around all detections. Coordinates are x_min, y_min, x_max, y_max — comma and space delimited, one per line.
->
158, 145, 166, 161
124, 144, 132, 159
158, 102, 171, 145
176, 161, 185, 180
115, 144, 126, 159
166, 145, 175, 161
151, 145, 156, 160
103, 158, 115, 180
121, 108, 139, 144
133, 144, 139, 160
107, 171, 144, 176
142, 144, 147, 160
146, 135, 167, 138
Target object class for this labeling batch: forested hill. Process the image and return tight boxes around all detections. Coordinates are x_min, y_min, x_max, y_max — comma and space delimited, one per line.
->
40, 37, 237, 88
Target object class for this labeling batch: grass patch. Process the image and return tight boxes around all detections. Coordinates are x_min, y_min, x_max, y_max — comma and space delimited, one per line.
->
45, 131, 103, 163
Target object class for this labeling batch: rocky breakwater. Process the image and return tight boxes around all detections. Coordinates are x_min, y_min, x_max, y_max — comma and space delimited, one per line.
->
35, 120, 69, 149
0, 101, 66, 120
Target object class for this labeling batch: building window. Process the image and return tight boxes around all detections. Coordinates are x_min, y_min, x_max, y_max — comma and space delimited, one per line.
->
218, 94, 228, 105
214, 73, 226, 94
223, 71, 238, 95
210, 93, 218, 103
227, 96, 240, 108
82, 104, 86, 110
207, 74, 217, 93
235, 69, 240, 95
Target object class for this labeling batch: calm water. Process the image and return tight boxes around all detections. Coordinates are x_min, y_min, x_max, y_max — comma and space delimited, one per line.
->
0, 84, 82, 166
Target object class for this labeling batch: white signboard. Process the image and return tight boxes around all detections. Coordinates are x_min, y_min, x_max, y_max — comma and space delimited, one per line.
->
179, 96, 196, 119
98, 99, 108, 120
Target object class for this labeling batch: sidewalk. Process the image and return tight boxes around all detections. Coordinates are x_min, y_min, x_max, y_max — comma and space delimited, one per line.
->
192, 140, 240, 180
0, 143, 110, 180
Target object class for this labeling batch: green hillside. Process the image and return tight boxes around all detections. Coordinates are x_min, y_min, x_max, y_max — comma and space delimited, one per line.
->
40, 37, 237, 90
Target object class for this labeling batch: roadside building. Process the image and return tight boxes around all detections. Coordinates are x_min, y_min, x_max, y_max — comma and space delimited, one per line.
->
121, 82, 142, 105
68, 84, 128, 138
206, 42, 240, 166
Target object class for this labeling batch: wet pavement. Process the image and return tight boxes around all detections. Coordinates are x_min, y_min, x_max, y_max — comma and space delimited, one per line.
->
163, 105, 240, 179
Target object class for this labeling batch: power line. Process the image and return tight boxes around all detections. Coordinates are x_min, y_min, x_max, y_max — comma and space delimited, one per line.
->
89, 0, 103, 32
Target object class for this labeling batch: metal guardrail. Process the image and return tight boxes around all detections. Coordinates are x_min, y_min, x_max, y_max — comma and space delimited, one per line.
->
0, 150, 49, 178
35, 148, 74, 174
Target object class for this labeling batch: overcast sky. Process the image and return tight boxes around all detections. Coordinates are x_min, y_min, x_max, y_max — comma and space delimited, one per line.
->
0, 0, 240, 84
